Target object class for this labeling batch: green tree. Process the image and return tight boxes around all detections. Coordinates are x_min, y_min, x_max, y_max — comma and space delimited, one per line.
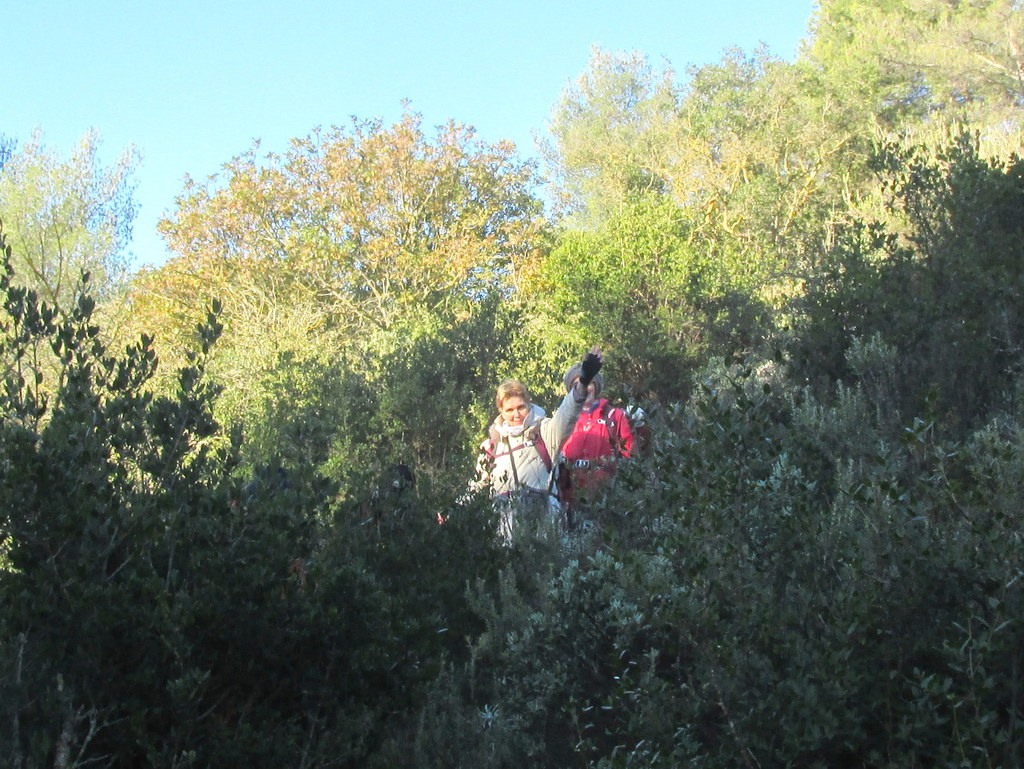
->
793, 131, 1024, 429
0, 129, 139, 306
544, 47, 680, 221
806, 0, 1024, 141
527, 194, 768, 403
544, 46, 868, 324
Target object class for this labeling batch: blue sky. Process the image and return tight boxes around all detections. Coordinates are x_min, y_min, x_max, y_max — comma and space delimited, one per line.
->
6, 0, 816, 270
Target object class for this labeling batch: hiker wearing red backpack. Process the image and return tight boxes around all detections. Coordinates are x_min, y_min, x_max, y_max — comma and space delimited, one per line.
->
476, 347, 603, 539
556, 363, 636, 521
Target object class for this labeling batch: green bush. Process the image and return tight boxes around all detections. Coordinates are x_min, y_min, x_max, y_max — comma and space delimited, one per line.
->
5, 127, 1024, 768
412, 360, 1024, 768
0, 235, 497, 767
792, 131, 1024, 432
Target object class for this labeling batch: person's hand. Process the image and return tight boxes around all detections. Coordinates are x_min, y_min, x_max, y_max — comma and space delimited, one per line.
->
579, 346, 603, 386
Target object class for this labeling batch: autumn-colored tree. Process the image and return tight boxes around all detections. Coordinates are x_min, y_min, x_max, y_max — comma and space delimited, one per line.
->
141, 109, 544, 345
125, 110, 547, 483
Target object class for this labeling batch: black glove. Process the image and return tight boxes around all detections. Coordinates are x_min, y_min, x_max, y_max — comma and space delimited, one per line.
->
579, 350, 602, 387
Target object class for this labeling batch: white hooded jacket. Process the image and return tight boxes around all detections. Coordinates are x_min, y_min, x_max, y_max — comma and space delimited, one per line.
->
478, 391, 584, 498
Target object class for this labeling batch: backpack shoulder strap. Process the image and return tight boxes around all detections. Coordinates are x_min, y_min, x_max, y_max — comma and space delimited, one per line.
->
606, 406, 628, 456
531, 427, 553, 472
593, 399, 614, 424
489, 426, 553, 472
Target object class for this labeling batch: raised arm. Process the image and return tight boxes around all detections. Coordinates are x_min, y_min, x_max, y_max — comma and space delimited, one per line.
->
543, 347, 603, 452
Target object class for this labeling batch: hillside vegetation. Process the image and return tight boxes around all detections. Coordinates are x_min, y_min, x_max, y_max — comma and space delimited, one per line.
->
2, 1, 1024, 766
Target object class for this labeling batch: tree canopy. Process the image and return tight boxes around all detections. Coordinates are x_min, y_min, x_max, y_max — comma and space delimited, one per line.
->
6, 2, 1024, 765
0, 129, 139, 306
148, 110, 544, 341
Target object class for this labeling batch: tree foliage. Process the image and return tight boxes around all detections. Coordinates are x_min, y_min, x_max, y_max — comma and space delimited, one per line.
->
8, 3, 1024, 766
0, 129, 139, 306
147, 109, 543, 343
122, 110, 549, 486
792, 130, 1024, 429
547, 46, 861, 253
0, 229, 498, 768
807, 0, 1024, 133
526, 194, 769, 403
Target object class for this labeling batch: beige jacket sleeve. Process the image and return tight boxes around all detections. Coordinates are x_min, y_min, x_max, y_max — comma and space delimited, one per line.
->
540, 390, 585, 458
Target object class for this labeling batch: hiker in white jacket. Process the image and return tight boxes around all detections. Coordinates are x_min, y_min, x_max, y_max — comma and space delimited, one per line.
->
476, 347, 603, 539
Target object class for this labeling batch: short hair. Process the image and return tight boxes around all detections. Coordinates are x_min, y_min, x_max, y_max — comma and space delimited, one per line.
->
563, 364, 604, 396
496, 379, 530, 411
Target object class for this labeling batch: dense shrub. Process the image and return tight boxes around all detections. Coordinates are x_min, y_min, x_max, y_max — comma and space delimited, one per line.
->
792, 132, 1024, 432
4, 129, 1024, 768
413, 361, 1024, 768
0, 236, 498, 768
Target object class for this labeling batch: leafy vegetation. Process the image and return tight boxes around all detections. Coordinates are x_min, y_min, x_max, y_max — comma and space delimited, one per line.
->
3, 0, 1024, 765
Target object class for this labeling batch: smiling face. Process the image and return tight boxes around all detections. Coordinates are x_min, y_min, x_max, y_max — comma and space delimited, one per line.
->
500, 395, 530, 427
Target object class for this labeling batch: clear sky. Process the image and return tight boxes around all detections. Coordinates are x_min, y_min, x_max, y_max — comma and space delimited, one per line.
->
6, 0, 816, 270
